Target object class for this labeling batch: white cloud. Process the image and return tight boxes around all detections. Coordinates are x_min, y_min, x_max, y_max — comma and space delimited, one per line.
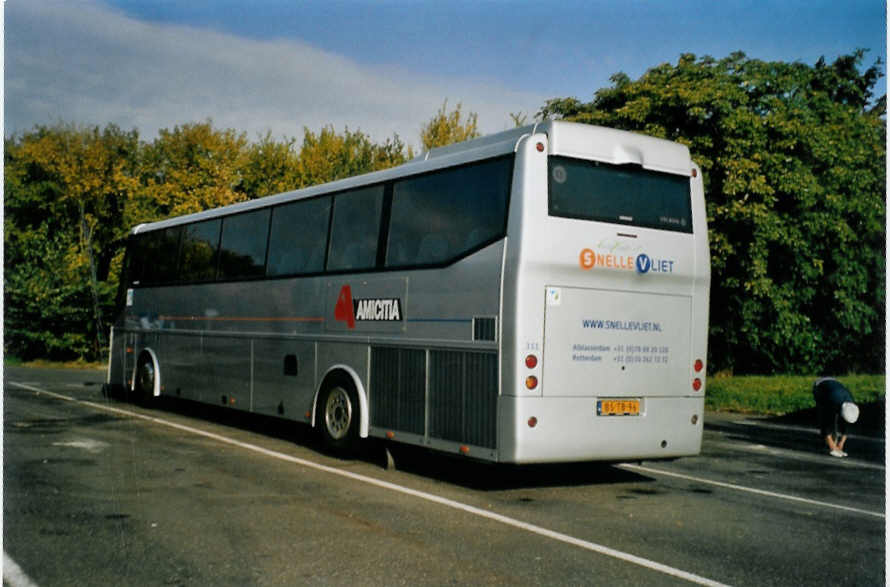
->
6, 1, 546, 148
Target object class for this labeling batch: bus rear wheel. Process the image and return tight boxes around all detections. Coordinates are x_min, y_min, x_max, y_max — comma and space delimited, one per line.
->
134, 353, 157, 406
318, 375, 360, 453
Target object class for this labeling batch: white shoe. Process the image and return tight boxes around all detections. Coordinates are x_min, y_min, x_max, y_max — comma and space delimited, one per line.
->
830, 449, 845, 458
841, 451, 848, 457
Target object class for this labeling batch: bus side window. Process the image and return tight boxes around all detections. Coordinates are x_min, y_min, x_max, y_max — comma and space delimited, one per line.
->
267, 196, 331, 277
327, 186, 383, 272
386, 237, 409, 266
179, 219, 221, 282
386, 156, 511, 268
416, 234, 449, 264
127, 235, 146, 286
140, 226, 182, 285
218, 208, 271, 280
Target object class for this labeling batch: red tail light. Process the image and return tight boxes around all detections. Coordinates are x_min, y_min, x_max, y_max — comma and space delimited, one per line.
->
692, 378, 702, 391
525, 354, 538, 369
694, 359, 704, 372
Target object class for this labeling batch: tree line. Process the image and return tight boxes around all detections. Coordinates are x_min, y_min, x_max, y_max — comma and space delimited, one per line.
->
5, 52, 884, 374
4, 102, 478, 362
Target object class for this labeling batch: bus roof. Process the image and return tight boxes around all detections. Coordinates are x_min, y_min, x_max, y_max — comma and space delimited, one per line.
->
132, 121, 692, 235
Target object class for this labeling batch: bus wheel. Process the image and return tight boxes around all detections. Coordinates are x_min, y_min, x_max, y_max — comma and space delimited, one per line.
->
134, 353, 157, 406
318, 375, 359, 453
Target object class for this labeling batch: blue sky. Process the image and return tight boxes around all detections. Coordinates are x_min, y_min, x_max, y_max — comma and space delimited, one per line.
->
7, 1, 886, 149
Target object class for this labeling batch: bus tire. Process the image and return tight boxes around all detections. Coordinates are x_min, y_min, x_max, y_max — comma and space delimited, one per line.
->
134, 352, 158, 406
318, 373, 360, 454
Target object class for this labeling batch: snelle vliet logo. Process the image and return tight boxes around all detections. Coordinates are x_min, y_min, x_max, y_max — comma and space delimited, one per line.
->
579, 249, 675, 274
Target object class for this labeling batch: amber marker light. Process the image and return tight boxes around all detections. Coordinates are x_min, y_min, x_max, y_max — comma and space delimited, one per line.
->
525, 375, 538, 390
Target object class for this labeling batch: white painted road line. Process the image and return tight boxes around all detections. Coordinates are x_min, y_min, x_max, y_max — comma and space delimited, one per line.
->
8, 381, 729, 587
4, 551, 40, 587
619, 463, 885, 519
707, 440, 885, 471
729, 418, 885, 444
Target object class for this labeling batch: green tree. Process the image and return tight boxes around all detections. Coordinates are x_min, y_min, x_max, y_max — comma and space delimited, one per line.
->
420, 100, 480, 150
540, 51, 885, 374
4, 120, 412, 361
295, 125, 409, 187
137, 121, 250, 220
510, 111, 529, 127
239, 132, 301, 199
5, 123, 141, 359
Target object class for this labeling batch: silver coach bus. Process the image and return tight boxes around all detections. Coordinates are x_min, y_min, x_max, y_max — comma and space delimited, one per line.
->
107, 121, 710, 463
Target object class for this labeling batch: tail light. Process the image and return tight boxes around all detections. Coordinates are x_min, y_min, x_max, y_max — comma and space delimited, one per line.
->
692, 378, 702, 391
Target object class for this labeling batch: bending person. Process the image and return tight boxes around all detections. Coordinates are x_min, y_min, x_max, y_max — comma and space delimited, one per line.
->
812, 377, 859, 458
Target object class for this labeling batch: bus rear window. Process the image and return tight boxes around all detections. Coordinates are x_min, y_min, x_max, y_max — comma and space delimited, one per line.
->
548, 156, 692, 233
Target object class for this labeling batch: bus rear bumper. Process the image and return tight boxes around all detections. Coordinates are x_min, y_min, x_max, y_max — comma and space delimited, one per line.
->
499, 395, 705, 464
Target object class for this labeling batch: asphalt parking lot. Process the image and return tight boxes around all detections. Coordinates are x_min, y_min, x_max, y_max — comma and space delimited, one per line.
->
4, 365, 885, 586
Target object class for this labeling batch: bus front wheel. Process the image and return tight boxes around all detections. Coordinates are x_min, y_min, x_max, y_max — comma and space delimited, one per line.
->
134, 353, 157, 406
318, 374, 360, 453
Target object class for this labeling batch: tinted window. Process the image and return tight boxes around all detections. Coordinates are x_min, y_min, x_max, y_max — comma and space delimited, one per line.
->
386, 157, 512, 267
140, 226, 182, 284
267, 196, 331, 276
327, 186, 383, 271
218, 209, 271, 279
127, 236, 146, 286
179, 219, 221, 282
548, 156, 692, 233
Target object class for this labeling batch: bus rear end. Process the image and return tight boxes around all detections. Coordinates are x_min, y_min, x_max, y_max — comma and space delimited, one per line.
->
501, 122, 709, 463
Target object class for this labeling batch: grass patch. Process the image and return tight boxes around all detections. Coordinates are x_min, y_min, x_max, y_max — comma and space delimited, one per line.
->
706, 374, 885, 415
5, 356, 106, 371
4, 355, 24, 367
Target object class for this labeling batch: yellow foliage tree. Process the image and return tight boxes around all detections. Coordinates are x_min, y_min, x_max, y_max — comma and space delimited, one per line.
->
419, 100, 480, 150
296, 125, 409, 187
5, 123, 141, 357
139, 121, 250, 219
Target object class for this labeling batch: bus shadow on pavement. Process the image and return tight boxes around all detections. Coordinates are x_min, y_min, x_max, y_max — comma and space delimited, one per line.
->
105, 391, 658, 490
102, 391, 319, 448
373, 442, 655, 491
